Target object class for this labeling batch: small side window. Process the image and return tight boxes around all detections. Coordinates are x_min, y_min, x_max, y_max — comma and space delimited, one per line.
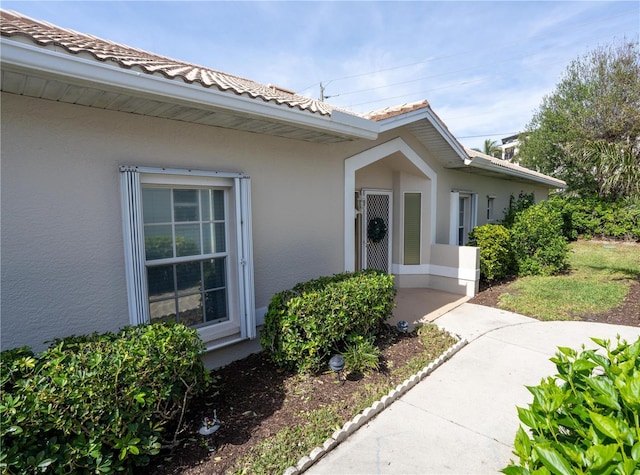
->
487, 196, 496, 222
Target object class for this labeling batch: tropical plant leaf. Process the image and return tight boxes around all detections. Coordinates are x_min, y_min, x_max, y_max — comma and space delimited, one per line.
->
589, 411, 621, 441
585, 444, 618, 470
533, 445, 574, 475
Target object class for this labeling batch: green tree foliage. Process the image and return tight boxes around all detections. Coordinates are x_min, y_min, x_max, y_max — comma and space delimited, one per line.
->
518, 40, 640, 199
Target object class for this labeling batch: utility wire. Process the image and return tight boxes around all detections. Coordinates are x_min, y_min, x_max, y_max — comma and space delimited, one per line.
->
297, 7, 638, 97
341, 28, 637, 110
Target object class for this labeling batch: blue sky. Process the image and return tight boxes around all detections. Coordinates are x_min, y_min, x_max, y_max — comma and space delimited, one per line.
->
3, 1, 638, 149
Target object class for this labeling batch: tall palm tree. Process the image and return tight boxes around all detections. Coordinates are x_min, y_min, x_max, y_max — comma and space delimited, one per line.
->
472, 139, 502, 158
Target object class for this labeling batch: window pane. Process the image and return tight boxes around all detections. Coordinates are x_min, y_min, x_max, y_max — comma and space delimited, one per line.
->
204, 258, 226, 289
138, 181, 236, 331
175, 224, 201, 256
202, 223, 214, 255
149, 300, 176, 324
204, 289, 227, 323
177, 294, 203, 326
404, 193, 421, 265
142, 188, 171, 224
176, 261, 201, 293
147, 264, 174, 299
213, 190, 225, 220
144, 225, 174, 260
201, 189, 212, 221
173, 189, 199, 222
214, 223, 226, 253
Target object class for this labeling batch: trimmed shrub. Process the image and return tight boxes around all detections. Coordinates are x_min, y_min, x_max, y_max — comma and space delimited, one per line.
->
503, 336, 640, 475
0, 323, 210, 474
510, 202, 570, 276
468, 224, 515, 282
260, 270, 396, 373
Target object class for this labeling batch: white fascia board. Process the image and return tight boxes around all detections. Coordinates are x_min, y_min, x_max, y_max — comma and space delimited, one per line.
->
0, 39, 379, 140
376, 107, 469, 162
468, 155, 566, 188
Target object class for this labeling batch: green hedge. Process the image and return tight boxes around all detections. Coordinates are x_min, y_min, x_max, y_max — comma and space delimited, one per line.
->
547, 195, 640, 242
260, 270, 396, 373
0, 323, 210, 474
503, 336, 640, 475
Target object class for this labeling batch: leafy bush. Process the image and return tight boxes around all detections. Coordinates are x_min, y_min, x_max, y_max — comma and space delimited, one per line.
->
510, 202, 570, 276
468, 224, 515, 281
502, 192, 536, 228
503, 336, 640, 475
0, 323, 210, 474
260, 270, 396, 373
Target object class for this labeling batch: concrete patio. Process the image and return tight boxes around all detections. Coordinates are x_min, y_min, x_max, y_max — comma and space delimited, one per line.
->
388, 288, 469, 330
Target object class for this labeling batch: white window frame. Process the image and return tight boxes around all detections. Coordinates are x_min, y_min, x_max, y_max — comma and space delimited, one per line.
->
120, 166, 255, 347
449, 190, 477, 246
487, 195, 496, 222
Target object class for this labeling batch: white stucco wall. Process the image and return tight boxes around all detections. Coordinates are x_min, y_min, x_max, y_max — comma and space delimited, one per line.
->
1, 93, 558, 356
1, 93, 346, 352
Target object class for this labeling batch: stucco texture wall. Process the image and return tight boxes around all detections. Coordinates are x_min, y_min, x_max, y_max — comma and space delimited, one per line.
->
1, 93, 345, 352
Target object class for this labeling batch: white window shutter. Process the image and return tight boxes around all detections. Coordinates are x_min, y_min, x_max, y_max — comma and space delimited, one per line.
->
235, 176, 256, 339
471, 193, 478, 230
120, 167, 149, 325
449, 191, 460, 246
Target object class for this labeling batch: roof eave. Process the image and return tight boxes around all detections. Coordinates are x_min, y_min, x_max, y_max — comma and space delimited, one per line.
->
466, 155, 566, 188
0, 39, 380, 140
376, 106, 469, 163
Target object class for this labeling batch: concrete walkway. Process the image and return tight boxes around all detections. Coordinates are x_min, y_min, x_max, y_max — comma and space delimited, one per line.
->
306, 303, 640, 474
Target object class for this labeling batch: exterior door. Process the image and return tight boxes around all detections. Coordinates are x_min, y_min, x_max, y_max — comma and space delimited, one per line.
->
360, 189, 392, 273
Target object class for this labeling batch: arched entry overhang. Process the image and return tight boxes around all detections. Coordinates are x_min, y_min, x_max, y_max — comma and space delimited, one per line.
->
344, 137, 437, 272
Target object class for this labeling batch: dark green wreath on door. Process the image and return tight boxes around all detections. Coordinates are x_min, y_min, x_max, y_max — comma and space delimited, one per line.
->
367, 217, 387, 243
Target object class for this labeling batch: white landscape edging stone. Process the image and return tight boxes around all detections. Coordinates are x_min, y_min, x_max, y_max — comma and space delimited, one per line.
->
282, 335, 468, 474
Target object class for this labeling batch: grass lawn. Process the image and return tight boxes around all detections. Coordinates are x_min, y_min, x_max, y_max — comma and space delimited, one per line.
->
498, 240, 640, 320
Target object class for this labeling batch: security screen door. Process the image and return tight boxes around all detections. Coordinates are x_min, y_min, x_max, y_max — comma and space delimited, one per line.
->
360, 189, 392, 273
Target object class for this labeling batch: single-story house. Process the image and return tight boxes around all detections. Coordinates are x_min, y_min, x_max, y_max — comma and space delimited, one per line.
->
0, 10, 565, 367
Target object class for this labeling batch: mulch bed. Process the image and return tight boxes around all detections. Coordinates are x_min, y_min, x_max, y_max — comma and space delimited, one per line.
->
139, 327, 427, 474
141, 265, 639, 474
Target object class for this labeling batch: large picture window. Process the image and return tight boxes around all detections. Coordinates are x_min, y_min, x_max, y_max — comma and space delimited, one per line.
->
120, 166, 255, 347
143, 187, 229, 327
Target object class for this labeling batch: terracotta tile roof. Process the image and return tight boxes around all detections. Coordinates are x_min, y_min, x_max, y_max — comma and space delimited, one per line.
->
363, 100, 431, 121
465, 147, 566, 187
0, 9, 341, 117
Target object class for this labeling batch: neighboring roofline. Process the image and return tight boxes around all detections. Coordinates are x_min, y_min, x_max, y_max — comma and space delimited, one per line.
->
0, 38, 380, 140
374, 102, 471, 165
369, 100, 565, 188
464, 148, 566, 188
